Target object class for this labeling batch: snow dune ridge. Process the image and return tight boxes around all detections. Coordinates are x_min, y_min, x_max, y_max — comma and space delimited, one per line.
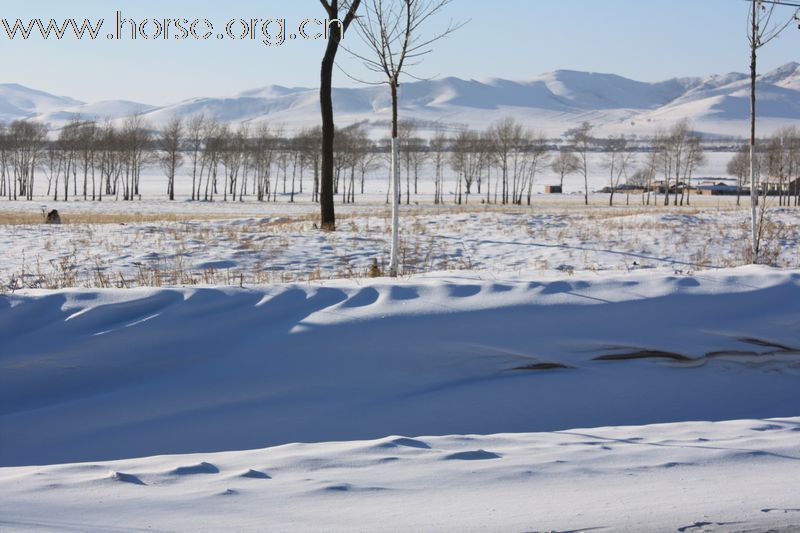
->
2, 266, 800, 467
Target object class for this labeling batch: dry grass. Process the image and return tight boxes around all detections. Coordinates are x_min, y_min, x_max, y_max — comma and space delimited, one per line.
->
0, 211, 238, 225
0, 208, 357, 227
0, 194, 749, 226
0, 252, 386, 293
1, 196, 797, 292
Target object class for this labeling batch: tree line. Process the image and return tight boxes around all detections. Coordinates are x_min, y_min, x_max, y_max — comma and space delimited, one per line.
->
0, 116, 797, 206
727, 125, 800, 206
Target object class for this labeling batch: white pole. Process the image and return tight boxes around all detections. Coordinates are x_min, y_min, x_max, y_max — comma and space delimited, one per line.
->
749, 0, 759, 262
749, 144, 758, 261
389, 136, 400, 276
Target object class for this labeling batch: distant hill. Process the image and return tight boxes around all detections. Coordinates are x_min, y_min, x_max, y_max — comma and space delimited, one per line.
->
2, 62, 799, 138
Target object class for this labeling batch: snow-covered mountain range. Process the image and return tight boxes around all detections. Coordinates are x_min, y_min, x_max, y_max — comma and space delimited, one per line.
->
2, 62, 799, 138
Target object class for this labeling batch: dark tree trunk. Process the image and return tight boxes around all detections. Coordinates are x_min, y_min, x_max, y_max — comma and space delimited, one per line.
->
320, 39, 336, 229
319, 1, 360, 231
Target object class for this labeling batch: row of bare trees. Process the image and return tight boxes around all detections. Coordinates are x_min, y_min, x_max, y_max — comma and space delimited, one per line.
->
0, 116, 316, 203
625, 120, 707, 207
3, 116, 797, 208
0, 121, 48, 200
1, 116, 150, 202
727, 126, 800, 206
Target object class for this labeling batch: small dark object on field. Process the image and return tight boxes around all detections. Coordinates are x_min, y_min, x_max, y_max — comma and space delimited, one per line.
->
45, 209, 61, 225
368, 258, 382, 278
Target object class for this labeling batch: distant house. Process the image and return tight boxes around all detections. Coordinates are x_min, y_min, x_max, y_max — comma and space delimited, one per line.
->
649, 181, 698, 195
617, 184, 647, 194
544, 185, 562, 194
697, 183, 742, 196
789, 177, 800, 195
755, 176, 800, 196
600, 184, 646, 194
650, 181, 676, 194
697, 177, 800, 197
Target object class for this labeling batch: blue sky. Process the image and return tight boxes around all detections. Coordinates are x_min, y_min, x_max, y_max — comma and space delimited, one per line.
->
0, 0, 797, 104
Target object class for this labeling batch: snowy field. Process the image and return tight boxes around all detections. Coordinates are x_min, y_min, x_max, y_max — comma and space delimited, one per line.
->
2, 267, 800, 530
5, 151, 796, 290
3, 149, 800, 531
3, 200, 800, 289
2, 418, 800, 532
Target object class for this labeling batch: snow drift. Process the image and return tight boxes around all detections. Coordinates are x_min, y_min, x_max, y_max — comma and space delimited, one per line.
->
2, 417, 799, 532
2, 266, 800, 468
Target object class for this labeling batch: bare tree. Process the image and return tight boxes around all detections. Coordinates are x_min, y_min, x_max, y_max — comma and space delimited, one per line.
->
395, 120, 428, 204
489, 117, 523, 205
42, 131, 63, 200
603, 135, 635, 206
788, 127, 800, 206
158, 118, 184, 201
430, 128, 448, 204
765, 127, 800, 206
450, 128, 481, 204
655, 120, 703, 207
727, 144, 751, 206
652, 128, 673, 206
480, 130, 497, 204
200, 119, 223, 201
332, 123, 359, 202
522, 133, 549, 206
319, 0, 362, 230
75, 121, 99, 201
186, 114, 206, 201
58, 120, 81, 201
350, 0, 462, 276
628, 166, 651, 205
97, 120, 121, 201
681, 134, 705, 206
643, 149, 659, 206
407, 125, 428, 200
569, 122, 593, 205
220, 125, 246, 202
669, 121, 689, 206
288, 131, 304, 203
552, 149, 580, 191
353, 128, 379, 196
746, 0, 800, 261
0, 123, 9, 199
120, 115, 151, 201
297, 126, 322, 203
251, 123, 277, 202
398, 120, 416, 204
7, 121, 47, 201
